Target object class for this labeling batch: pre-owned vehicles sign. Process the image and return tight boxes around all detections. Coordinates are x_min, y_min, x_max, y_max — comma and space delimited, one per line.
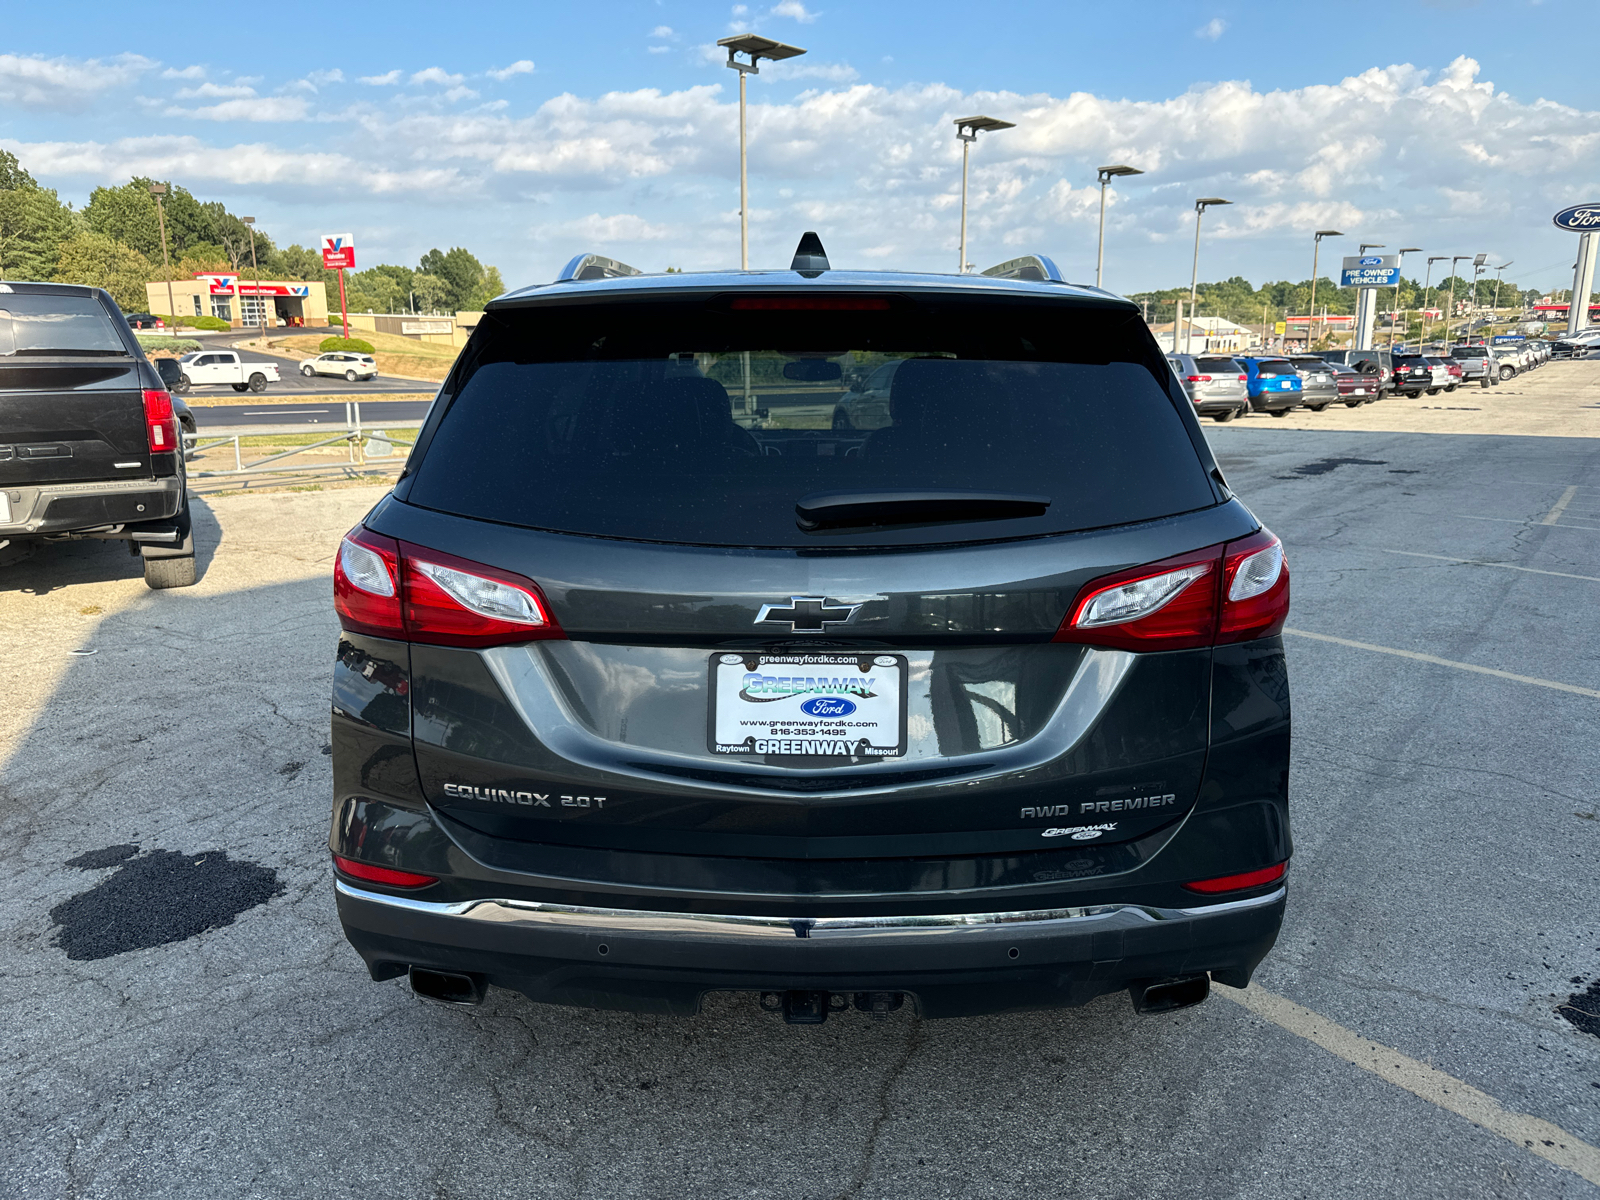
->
321, 234, 356, 270
1341, 255, 1399, 288
1552, 204, 1600, 232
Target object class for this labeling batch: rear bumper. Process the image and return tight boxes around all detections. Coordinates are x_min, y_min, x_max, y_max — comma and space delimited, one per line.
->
0, 476, 182, 537
1248, 390, 1300, 412
1192, 395, 1247, 415
335, 879, 1286, 1018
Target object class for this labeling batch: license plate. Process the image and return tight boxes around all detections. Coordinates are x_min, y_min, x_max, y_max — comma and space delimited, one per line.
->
709, 652, 907, 760
1281, 381, 1293, 388
1353, 387, 1366, 394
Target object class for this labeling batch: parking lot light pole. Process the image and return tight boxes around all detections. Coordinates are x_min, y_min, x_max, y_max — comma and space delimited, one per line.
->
1493, 261, 1513, 316
149, 183, 175, 324
1469, 253, 1488, 322
1391, 247, 1422, 348
1095, 165, 1143, 288
1187, 198, 1230, 353
1308, 230, 1342, 351
1446, 255, 1471, 341
718, 34, 807, 270
242, 216, 264, 338
953, 116, 1016, 273
1422, 255, 1448, 346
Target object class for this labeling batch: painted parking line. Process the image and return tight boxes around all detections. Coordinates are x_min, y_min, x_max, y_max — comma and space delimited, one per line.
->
1220, 984, 1600, 1186
1282, 629, 1600, 699
1458, 515, 1600, 532
1378, 549, 1600, 583
1542, 485, 1580, 525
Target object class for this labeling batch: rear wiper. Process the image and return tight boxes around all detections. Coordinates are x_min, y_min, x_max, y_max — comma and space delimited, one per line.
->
796, 489, 1050, 531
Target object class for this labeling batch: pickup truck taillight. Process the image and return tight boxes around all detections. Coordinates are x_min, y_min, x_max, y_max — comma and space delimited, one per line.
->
143, 389, 178, 454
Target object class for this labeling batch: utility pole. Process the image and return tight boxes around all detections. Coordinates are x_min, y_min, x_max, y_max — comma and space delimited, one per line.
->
243, 216, 263, 338
1421, 256, 1447, 347
149, 182, 176, 323
1391, 248, 1422, 349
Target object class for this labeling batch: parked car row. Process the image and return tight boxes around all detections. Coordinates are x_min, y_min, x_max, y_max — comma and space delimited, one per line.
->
1164, 352, 1378, 421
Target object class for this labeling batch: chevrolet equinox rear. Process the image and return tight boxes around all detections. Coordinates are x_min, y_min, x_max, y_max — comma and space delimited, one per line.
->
329, 241, 1291, 1023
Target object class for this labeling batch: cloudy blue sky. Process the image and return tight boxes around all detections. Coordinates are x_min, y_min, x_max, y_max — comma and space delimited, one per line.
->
2, 0, 1597, 295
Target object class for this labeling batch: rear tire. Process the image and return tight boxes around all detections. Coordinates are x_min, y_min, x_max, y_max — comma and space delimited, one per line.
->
1344, 399, 1362, 407
248, 372, 267, 393
1499, 365, 1515, 380
1427, 387, 1440, 395
1271, 409, 1289, 418
1308, 403, 1329, 412
1212, 409, 1236, 423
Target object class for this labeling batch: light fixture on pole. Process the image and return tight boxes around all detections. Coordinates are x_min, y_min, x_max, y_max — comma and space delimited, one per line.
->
1469, 252, 1488, 316
718, 34, 807, 270
1421, 255, 1448, 346
149, 182, 175, 323
1446, 255, 1471, 342
1493, 261, 1513, 314
1187, 198, 1230, 353
1094, 164, 1143, 288
1390, 247, 1422, 348
242, 216, 264, 338
953, 115, 1015, 273
1308, 230, 1342, 351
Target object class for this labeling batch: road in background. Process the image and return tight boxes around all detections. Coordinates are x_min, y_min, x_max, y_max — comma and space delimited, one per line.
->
3, 371, 1599, 1198
189, 399, 433, 427
165, 331, 446, 398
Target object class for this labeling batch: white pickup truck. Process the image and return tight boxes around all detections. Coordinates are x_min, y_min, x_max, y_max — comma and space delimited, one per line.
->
172, 350, 280, 394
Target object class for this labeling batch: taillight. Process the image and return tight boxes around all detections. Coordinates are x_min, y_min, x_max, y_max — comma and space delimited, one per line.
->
1237, 374, 1247, 382
143, 389, 177, 453
1185, 375, 1212, 383
333, 526, 563, 648
1184, 862, 1286, 894
332, 854, 438, 889
1055, 529, 1289, 651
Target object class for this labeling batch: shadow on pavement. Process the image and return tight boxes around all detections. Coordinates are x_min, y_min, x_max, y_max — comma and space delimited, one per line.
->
0, 494, 220, 596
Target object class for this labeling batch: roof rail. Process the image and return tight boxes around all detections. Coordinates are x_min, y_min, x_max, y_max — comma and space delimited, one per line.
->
979, 254, 1064, 283
555, 253, 644, 283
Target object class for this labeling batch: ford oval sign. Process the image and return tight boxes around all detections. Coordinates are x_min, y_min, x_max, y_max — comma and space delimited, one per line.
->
1358, 255, 1384, 266
1553, 203, 1600, 232
800, 696, 857, 717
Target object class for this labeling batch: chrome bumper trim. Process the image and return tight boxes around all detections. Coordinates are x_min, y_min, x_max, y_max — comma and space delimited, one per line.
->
335, 880, 1285, 941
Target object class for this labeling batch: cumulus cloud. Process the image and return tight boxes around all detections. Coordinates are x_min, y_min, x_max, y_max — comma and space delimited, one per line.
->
650, 25, 675, 38
176, 81, 256, 99
411, 67, 465, 87
161, 65, 206, 80
769, 0, 819, 21
1195, 17, 1227, 40
487, 60, 535, 81
165, 96, 310, 122
561, 213, 675, 241
0, 52, 154, 112
359, 70, 402, 85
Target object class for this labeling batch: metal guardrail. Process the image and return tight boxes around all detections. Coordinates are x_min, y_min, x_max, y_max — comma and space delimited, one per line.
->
185, 401, 426, 477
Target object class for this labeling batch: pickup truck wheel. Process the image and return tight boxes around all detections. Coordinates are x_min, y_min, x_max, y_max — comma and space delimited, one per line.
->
1480, 376, 1491, 389
248, 372, 267, 393
175, 374, 191, 394
345, 369, 357, 381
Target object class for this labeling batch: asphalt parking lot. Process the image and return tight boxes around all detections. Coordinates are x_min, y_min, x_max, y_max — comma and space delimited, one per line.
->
3, 364, 1599, 1198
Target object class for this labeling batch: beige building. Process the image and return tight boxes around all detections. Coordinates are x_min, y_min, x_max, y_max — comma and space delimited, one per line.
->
145, 274, 330, 328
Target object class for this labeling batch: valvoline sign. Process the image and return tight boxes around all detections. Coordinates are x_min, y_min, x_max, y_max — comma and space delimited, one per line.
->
320, 234, 356, 270
1552, 204, 1600, 232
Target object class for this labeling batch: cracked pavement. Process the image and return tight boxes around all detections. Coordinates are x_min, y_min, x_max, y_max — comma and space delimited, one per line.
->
3, 366, 1600, 1198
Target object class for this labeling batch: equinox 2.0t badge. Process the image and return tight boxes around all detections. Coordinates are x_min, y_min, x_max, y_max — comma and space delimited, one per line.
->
754, 596, 861, 633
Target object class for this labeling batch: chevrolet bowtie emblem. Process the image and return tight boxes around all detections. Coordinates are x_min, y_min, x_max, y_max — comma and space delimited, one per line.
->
754, 596, 862, 633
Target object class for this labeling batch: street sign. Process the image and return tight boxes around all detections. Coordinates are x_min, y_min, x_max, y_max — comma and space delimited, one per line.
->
1273, 321, 1286, 335
1552, 204, 1600, 232
320, 234, 356, 270
1340, 255, 1399, 288
1492, 334, 1526, 344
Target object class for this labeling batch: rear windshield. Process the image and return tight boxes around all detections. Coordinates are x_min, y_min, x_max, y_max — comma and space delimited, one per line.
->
404, 296, 1215, 548
1195, 357, 1239, 373
1452, 347, 1485, 357
1252, 360, 1296, 377
0, 293, 126, 356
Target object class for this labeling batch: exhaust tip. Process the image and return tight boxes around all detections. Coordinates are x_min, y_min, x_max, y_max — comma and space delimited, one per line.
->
1129, 974, 1211, 1014
408, 966, 486, 1006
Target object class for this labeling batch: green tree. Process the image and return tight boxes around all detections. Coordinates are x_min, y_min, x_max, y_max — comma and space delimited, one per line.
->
0, 148, 37, 191
52, 231, 153, 310
417, 246, 505, 311
410, 272, 449, 313
0, 179, 75, 281
347, 264, 413, 313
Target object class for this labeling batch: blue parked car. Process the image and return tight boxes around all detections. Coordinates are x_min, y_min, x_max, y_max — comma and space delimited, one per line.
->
1238, 357, 1303, 417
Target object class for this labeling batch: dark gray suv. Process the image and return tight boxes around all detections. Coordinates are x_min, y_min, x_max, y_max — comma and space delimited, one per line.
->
329, 241, 1292, 1023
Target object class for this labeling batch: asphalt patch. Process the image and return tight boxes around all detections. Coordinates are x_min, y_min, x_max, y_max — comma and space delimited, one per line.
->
1559, 977, 1600, 1038
1277, 457, 1388, 479
50, 848, 283, 961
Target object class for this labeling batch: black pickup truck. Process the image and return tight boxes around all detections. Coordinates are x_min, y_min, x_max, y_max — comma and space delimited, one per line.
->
0, 282, 199, 588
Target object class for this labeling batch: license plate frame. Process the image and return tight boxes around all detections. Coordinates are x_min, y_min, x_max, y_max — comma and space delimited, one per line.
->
708, 651, 908, 761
